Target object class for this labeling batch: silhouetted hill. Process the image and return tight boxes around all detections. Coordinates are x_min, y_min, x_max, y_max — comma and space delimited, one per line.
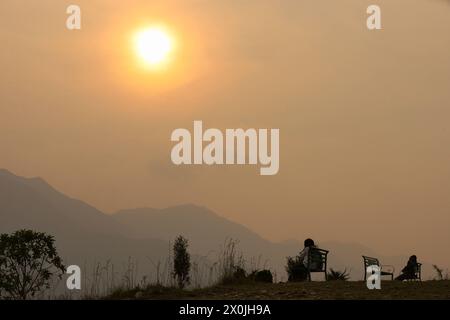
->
113, 205, 277, 254
0, 169, 126, 236
0, 169, 169, 272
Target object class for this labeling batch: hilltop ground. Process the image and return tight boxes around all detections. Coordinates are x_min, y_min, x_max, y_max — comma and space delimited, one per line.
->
108, 280, 450, 300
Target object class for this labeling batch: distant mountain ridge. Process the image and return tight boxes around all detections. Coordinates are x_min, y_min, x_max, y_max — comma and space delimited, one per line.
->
0, 169, 169, 273
113, 205, 274, 255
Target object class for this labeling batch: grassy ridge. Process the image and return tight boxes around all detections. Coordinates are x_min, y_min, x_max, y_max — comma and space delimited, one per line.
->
107, 280, 450, 300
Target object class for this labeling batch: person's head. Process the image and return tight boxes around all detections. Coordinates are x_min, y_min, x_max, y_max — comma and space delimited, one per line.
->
409, 255, 417, 263
304, 238, 315, 248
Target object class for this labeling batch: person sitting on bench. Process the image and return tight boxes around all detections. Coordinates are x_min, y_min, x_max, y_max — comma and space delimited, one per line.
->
395, 255, 419, 281
294, 238, 318, 280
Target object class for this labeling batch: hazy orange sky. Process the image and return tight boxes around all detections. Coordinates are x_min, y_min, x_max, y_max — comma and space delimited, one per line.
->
1, 0, 449, 266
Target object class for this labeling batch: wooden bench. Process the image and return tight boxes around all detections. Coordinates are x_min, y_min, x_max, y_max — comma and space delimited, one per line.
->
362, 256, 395, 281
306, 248, 329, 281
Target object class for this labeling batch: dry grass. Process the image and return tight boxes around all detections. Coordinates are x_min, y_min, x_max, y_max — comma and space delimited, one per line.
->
106, 280, 450, 300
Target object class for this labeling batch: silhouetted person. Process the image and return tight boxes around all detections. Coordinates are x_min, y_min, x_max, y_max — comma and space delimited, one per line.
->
296, 238, 317, 280
395, 255, 418, 281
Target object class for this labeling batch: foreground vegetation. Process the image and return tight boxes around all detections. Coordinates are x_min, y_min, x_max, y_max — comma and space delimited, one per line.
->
107, 280, 450, 300
2, 230, 449, 300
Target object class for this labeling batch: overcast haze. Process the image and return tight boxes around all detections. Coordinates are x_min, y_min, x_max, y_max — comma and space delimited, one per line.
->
1, 0, 449, 267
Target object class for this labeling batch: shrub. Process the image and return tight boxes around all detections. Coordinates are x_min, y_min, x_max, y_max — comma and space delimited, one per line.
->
250, 270, 273, 283
220, 266, 246, 285
172, 236, 191, 289
233, 267, 247, 280
286, 256, 307, 282
327, 268, 350, 281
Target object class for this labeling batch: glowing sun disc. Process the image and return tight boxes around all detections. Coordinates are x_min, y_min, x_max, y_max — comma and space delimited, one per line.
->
134, 27, 173, 67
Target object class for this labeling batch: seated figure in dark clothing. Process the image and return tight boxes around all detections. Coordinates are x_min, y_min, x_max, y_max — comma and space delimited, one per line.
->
287, 238, 317, 282
395, 255, 419, 281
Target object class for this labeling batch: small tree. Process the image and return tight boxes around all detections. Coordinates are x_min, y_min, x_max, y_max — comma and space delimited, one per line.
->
0, 230, 66, 299
172, 235, 191, 289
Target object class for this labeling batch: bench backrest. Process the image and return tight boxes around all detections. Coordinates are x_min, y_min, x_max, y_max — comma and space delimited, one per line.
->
362, 256, 380, 268
415, 263, 422, 275
307, 248, 329, 272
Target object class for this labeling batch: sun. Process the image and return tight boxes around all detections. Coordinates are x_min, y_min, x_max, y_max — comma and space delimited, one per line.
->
134, 27, 174, 68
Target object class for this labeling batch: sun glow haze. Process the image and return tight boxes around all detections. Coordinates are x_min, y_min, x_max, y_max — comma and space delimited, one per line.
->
134, 26, 174, 69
